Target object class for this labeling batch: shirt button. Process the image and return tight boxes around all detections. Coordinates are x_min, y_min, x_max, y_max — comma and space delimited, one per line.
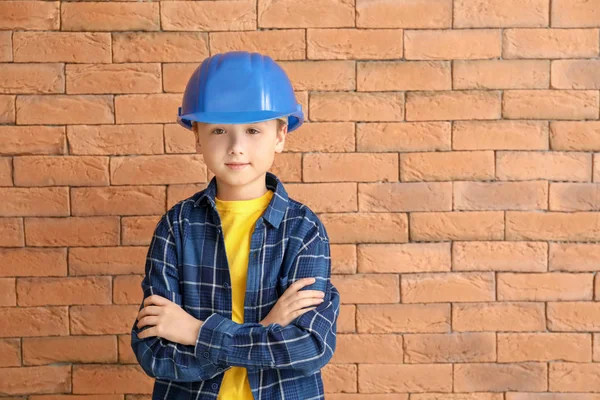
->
223, 282, 229, 289
217, 367, 223, 372
211, 383, 218, 390
203, 351, 209, 358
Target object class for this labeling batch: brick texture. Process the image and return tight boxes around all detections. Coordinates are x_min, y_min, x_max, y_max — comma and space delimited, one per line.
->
1, 0, 600, 397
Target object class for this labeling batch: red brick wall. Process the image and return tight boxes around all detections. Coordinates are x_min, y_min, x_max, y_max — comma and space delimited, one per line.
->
1, 0, 600, 397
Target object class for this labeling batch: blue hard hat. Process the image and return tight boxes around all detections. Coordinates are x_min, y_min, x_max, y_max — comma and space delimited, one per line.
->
177, 51, 304, 133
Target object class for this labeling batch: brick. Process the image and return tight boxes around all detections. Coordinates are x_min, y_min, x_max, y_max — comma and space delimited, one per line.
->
359, 364, 452, 393
285, 182, 357, 213
167, 183, 207, 209
332, 334, 403, 364
25, 217, 120, 247
13, 32, 111, 63
280, 61, 356, 91
69, 246, 147, 276
113, 32, 209, 63
162, 63, 200, 93
0, 307, 68, 337
16, 95, 114, 125
0, 63, 64, 94
404, 332, 496, 363
115, 94, 181, 123
66, 63, 161, 94
23, 335, 117, 365
503, 90, 599, 119
71, 186, 165, 216
310, 92, 404, 121
0, 156, 12, 186
73, 365, 151, 394
269, 152, 302, 182
303, 153, 398, 182
503, 28, 599, 59
496, 151, 592, 181
0, 187, 69, 217
308, 29, 402, 60
0, 248, 66, 277
410, 211, 504, 241
113, 274, 143, 305
110, 154, 205, 185
552, 59, 600, 89
357, 61, 450, 91
357, 304, 450, 333
0, 278, 15, 306
0, 1, 59, 30
164, 123, 196, 153
121, 215, 160, 245
161, 1, 255, 31
400, 151, 495, 181
61, 2, 159, 31
547, 302, 600, 331
498, 333, 592, 362
71, 305, 139, 335
549, 363, 600, 391
0, 365, 70, 395
337, 304, 355, 333
0, 31, 12, 62
549, 243, 600, 272
552, 0, 600, 27
453, 120, 548, 150
508, 211, 600, 241
333, 274, 399, 304
67, 124, 163, 155
330, 244, 356, 274
454, 60, 549, 89
13, 156, 109, 186
0, 94, 15, 123
357, 242, 451, 273
551, 121, 600, 151
259, 0, 353, 28
0, 126, 66, 155
283, 122, 356, 153
357, 122, 450, 152
454, 0, 549, 28
454, 363, 546, 391
0, 339, 20, 367
356, 0, 451, 28
359, 182, 451, 212
454, 181, 548, 211
17, 276, 112, 306
319, 212, 408, 243
453, 302, 546, 331
498, 272, 593, 301
405, 29, 501, 60
406, 90, 501, 121
550, 183, 600, 211
402, 272, 495, 303
211, 30, 305, 61
0, 218, 24, 247
453, 241, 547, 272
322, 364, 358, 393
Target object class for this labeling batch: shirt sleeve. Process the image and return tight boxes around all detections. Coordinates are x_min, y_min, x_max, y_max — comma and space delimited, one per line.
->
194, 235, 340, 377
130, 211, 229, 382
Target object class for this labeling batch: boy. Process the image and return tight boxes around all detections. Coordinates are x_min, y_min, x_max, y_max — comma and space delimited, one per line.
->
130, 51, 341, 400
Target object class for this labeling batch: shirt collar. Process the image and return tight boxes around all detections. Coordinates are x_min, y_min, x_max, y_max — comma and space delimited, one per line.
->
193, 171, 289, 229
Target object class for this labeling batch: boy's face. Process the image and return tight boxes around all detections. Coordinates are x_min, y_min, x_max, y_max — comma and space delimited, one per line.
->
192, 119, 287, 187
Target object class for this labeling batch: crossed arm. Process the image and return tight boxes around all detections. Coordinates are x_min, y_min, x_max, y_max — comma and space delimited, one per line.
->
130, 213, 340, 382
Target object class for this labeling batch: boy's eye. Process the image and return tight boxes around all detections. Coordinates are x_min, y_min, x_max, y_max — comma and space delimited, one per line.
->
211, 128, 260, 135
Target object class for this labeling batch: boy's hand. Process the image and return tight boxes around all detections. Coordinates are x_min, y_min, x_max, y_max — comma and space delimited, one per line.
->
136, 295, 203, 346
260, 277, 325, 328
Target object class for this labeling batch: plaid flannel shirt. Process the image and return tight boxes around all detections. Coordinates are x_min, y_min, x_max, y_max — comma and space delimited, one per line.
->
131, 171, 340, 399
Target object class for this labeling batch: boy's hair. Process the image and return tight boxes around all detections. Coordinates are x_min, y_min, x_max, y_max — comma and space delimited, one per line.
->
192, 117, 288, 133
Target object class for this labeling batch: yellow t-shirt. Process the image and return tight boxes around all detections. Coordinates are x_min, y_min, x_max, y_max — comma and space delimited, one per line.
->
214, 188, 274, 400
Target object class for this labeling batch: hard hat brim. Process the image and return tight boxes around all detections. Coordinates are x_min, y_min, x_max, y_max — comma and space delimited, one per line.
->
178, 109, 304, 133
